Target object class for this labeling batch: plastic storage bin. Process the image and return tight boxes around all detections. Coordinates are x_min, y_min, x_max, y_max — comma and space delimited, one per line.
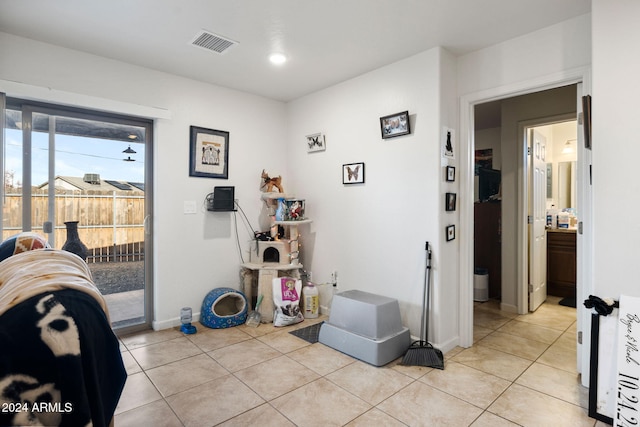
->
318, 290, 411, 366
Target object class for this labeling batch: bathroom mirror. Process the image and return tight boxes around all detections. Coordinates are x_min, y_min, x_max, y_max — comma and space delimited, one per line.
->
557, 161, 576, 210
546, 163, 552, 198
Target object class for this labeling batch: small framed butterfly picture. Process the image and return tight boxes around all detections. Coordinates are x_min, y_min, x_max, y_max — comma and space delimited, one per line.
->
306, 133, 326, 153
343, 162, 365, 185
446, 225, 456, 242
380, 111, 410, 139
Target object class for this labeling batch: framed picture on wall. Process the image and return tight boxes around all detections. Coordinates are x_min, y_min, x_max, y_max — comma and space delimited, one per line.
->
446, 193, 457, 211
443, 126, 455, 159
380, 111, 410, 139
306, 133, 326, 153
446, 166, 456, 182
189, 126, 229, 179
446, 224, 456, 241
343, 162, 365, 184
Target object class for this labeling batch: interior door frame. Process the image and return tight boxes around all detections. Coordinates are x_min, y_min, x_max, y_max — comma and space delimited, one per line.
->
459, 67, 592, 383
519, 115, 577, 313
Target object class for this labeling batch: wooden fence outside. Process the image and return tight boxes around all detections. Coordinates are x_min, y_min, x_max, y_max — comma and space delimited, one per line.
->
2, 190, 145, 263
88, 241, 144, 263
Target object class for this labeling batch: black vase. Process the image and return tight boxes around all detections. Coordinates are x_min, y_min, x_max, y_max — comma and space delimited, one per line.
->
62, 221, 89, 261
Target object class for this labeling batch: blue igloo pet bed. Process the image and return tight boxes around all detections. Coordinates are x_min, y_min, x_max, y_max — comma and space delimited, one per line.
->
200, 287, 248, 329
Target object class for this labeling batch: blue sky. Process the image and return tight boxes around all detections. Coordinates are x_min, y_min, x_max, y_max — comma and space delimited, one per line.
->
5, 129, 145, 186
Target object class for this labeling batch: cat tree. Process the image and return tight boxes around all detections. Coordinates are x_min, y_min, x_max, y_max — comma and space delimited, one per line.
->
241, 191, 310, 323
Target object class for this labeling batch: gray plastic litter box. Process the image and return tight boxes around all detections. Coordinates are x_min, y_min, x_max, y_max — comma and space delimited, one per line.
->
318, 290, 411, 366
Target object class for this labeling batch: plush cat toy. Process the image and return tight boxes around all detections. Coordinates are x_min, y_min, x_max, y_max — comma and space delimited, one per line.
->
261, 169, 284, 193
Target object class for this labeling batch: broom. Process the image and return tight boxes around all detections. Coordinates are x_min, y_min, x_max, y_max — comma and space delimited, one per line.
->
401, 241, 444, 369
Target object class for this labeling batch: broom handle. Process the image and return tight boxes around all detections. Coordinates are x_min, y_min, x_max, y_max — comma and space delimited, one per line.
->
423, 241, 432, 342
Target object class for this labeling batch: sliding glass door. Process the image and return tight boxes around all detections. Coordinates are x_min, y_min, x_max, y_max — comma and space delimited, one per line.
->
1, 95, 153, 332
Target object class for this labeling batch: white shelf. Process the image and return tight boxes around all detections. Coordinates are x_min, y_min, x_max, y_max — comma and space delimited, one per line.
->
261, 192, 292, 200
241, 262, 303, 271
273, 219, 312, 225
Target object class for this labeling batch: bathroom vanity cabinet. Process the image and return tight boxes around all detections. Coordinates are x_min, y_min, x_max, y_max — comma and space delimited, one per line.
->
546, 229, 576, 298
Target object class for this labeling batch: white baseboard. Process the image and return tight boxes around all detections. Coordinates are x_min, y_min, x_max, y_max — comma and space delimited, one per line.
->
152, 313, 201, 331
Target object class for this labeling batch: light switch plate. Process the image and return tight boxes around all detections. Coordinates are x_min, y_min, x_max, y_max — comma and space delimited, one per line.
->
183, 201, 197, 214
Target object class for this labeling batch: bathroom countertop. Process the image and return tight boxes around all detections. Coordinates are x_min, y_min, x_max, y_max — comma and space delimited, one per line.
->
547, 227, 577, 233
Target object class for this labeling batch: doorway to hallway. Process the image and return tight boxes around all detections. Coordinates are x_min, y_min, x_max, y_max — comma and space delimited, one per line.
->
471, 85, 580, 312
463, 77, 592, 384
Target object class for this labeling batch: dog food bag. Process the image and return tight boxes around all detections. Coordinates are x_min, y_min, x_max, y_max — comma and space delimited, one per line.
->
273, 277, 304, 327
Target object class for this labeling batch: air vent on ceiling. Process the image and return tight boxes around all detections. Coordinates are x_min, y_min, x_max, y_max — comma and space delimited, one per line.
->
190, 30, 238, 54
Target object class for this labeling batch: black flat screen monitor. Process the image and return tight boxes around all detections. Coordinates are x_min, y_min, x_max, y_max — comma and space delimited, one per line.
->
478, 168, 501, 202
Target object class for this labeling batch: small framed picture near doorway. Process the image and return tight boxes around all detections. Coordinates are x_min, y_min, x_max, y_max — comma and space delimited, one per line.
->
343, 162, 365, 184
442, 126, 455, 159
446, 225, 456, 241
445, 193, 457, 211
446, 166, 455, 182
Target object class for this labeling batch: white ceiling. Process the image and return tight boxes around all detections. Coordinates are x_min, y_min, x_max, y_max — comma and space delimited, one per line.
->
0, 0, 591, 102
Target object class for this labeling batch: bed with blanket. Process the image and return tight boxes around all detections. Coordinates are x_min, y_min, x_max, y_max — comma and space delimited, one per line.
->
0, 233, 126, 427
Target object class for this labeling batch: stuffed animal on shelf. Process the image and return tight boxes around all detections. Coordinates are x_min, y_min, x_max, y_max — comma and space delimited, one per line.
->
261, 169, 284, 193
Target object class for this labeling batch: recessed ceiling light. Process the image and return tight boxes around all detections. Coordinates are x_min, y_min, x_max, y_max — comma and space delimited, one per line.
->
269, 53, 287, 65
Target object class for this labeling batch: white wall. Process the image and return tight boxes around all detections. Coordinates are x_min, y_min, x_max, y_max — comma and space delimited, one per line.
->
458, 14, 592, 96
438, 47, 460, 347
0, 32, 288, 328
286, 47, 459, 350
592, 0, 640, 297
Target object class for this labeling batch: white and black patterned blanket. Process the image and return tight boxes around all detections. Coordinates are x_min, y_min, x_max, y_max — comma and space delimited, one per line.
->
0, 250, 126, 427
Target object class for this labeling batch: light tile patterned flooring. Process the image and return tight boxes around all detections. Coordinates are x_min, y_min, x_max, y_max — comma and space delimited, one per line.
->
115, 296, 608, 426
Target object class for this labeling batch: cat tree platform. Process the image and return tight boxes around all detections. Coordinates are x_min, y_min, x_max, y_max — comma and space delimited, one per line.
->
318, 290, 410, 366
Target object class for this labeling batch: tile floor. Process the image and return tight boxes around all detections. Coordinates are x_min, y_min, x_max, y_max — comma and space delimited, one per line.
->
115, 296, 608, 426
